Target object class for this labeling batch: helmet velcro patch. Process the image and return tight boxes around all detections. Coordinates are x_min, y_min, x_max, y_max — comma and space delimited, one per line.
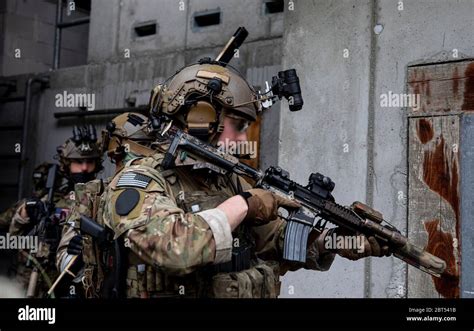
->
115, 189, 140, 216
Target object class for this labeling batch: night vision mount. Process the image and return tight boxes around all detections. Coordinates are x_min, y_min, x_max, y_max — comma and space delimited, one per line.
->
265, 68, 304, 112
215, 26, 304, 112
72, 125, 98, 152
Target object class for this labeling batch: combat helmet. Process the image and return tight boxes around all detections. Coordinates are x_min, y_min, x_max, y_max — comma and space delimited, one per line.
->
149, 59, 262, 140
56, 125, 103, 175
31, 162, 54, 197
102, 112, 156, 163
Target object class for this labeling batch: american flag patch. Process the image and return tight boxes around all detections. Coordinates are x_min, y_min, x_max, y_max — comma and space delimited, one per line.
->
117, 172, 152, 189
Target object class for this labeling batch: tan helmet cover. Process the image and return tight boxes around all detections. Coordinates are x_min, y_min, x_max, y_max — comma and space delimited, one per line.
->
102, 112, 155, 161
150, 63, 261, 129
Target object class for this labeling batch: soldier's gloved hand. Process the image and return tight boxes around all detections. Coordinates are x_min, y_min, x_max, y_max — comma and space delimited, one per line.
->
66, 234, 85, 276
240, 188, 300, 225
24, 198, 48, 224
67, 234, 83, 255
328, 227, 391, 261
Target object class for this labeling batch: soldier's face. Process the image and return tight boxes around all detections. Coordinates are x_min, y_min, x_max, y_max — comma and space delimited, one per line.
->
218, 116, 249, 144
69, 159, 96, 174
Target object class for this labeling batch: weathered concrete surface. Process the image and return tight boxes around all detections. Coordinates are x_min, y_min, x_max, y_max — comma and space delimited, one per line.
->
279, 0, 372, 298
279, 0, 474, 297
1, 0, 89, 75
88, 0, 283, 63
372, 0, 474, 299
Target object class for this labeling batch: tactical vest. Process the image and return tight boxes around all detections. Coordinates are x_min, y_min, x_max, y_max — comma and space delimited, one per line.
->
108, 155, 281, 298
70, 179, 109, 298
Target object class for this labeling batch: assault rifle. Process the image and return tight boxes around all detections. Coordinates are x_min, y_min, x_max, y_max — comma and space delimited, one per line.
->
162, 130, 447, 278
26, 164, 61, 297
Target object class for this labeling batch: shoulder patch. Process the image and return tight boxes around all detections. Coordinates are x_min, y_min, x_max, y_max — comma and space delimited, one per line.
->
115, 189, 140, 216
117, 172, 152, 189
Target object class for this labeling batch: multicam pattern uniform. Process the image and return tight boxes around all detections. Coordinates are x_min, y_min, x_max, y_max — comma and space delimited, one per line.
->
0, 203, 19, 232
56, 179, 108, 298
100, 151, 336, 298
9, 192, 72, 297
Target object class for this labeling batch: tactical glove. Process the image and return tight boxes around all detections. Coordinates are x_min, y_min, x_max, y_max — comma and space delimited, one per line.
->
24, 198, 48, 224
326, 227, 391, 260
66, 234, 85, 276
67, 234, 84, 255
240, 188, 300, 226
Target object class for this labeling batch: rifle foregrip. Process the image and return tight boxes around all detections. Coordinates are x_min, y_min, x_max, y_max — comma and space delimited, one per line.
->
393, 242, 447, 277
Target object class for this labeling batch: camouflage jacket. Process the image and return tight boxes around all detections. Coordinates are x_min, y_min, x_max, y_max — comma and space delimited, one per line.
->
9, 191, 72, 298
0, 203, 19, 232
56, 179, 108, 298
9, 192, 72, 236
100, 152, 335, 298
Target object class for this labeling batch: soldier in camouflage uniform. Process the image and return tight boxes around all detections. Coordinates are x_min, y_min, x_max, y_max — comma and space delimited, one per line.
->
55, 113, 157, 298
9, 126, 102, 297
0, 206, 17, 233
0, 162, 53, 232
91, 60, 390, 299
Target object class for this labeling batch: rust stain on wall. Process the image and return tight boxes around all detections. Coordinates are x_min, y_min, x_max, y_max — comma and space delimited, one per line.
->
424, 72, 431, 101
412, 81, 420, 97
421, 133, 460, 298
416, 118, 434, 144
424, 219, 459, 298
422, 135, 460, 225
453, 67, 459, 96
462, 62, 474, 111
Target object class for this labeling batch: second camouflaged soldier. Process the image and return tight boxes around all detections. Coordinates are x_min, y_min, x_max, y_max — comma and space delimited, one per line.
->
55, 113, 157, 298
96, 60, 390, 298
0, 162, 55, 232
10, 125, 102, 297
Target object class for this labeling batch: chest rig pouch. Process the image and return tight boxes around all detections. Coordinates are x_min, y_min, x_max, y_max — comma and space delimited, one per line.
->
71, 179, 109, 298
164, 168, 254, 270
167, 172, 282, 298
209, 260, 281, 298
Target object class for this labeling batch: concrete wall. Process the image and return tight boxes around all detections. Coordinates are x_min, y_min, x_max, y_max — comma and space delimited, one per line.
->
0, 0, 89, 76
279, 0, 474, 297
0, 75, 47, 210
279, 0, 372, 298
88, 0, 283, 63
